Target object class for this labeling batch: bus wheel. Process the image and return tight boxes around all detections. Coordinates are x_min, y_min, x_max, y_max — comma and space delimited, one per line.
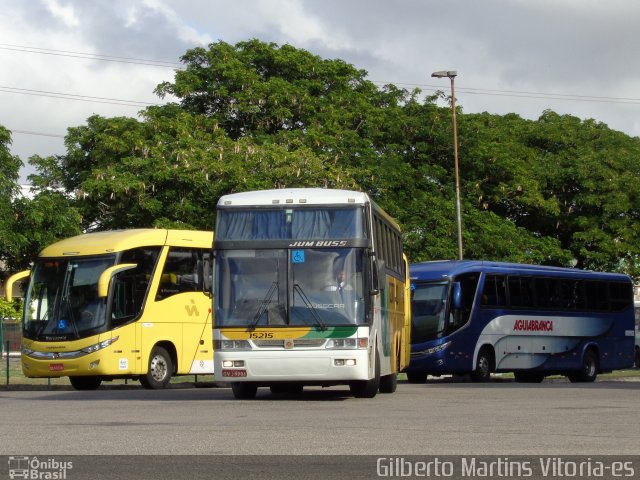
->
513, 371, 544, 383
232, 382, 258, 399
380, 353, 399, 393
350, 352, 380, 398
470, 348, 492, 382
568, 350, 598, 383
69, 376, 102, 390
140, 346, 173, 389
379, 372, 397, 393
635, 347, 640, 369
406, 372, 427, 384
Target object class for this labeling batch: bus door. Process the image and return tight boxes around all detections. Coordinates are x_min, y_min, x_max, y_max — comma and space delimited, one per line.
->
109, 276, 142, 376
150, 247, 213, 375
110, 246, 162, 375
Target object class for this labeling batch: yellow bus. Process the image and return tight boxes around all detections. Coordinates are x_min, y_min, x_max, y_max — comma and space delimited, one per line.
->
5, 229, 214, 390
213, 189, 411, 399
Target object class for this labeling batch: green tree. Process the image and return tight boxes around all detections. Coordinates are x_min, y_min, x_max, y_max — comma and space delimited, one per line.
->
0, 297, 22, 320
0, 127, 23, 272
461, 110, 640, 271
29, 40, 640, 279
39, 106, 356, 232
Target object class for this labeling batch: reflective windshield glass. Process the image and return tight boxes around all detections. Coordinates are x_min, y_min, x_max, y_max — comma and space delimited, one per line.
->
410, 281, 449, 343
24, 256, 116, 340
215, 248, 366, 327
216, 249, 287, 327
217, 207, 365, 241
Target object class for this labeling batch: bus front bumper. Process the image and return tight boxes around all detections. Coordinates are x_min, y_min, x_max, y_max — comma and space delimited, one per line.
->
215, 349, 372, 384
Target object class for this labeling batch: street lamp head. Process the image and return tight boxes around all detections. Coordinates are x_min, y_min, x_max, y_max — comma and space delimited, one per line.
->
431, 70, 457, 79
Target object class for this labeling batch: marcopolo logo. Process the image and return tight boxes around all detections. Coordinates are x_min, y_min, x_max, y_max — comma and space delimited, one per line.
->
8, 456, 72, 480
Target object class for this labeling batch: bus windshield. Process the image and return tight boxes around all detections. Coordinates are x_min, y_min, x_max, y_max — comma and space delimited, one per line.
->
216, 247, 366, 327
23, 256, 116, 340
216, 207, 365, 241
411, 281, 449, 343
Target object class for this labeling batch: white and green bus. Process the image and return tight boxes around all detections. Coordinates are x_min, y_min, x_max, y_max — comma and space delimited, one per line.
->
213, 189, 411, 399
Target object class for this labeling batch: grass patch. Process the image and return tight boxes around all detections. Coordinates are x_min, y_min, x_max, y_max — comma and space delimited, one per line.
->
0, 356, 214, 388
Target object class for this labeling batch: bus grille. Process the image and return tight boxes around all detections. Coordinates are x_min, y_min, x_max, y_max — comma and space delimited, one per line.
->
252, 339, 326, 348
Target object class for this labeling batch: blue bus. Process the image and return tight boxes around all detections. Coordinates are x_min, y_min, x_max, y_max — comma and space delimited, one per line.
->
407, 261, 635, 383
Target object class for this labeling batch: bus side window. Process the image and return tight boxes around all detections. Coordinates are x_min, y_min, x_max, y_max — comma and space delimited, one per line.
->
450, 273, 480, 330
481, 275, 506, 308
508, 276, 534, 308
609, 281, 632, 312
111, 247, 161, 327
156, 248, 202, 301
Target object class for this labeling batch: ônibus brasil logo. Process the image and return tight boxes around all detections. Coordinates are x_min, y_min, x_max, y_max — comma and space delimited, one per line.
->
8, 456, 72, 479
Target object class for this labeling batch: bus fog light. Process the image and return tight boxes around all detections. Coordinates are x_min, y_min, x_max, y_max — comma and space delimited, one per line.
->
223, 360, 246, 368
334, 359, 356, 366
89, 360, 100, 369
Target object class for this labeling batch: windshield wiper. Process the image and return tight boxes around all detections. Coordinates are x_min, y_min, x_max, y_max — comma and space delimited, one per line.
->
293, 283, 327, 331
249, 281, 279, 330
34, 313, 49, 338
58, 268, 80, 339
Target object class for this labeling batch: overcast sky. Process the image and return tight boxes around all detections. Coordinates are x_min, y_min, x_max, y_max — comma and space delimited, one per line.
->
2, 0, 640, 182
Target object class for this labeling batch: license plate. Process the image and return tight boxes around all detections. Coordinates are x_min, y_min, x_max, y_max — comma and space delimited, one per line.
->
222, 369, 247, 377
49, 364, 64, 372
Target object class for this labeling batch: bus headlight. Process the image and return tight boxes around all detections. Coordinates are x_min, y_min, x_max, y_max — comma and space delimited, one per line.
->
22, 337, 119, 360
412, 341, 452, 357
81, 336, 119, 354
215, 340, 251, 350
326, 338, 367, 349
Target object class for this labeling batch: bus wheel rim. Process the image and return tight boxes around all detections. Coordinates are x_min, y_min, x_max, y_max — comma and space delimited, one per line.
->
150, 355, 168, 381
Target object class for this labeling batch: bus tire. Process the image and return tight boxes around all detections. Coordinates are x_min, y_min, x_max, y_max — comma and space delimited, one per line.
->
69, 376, 102, 390
568, 350, 598, 383
232, 382, 258, 399
513, 371, 544, 383
406, 372, 427, 384
379, 353, 400, 393
350, 351, 380, 398
635, 347, 640, 369
140, 346, 173, 389
470, 348, 492, 382
379, 372, 398, 394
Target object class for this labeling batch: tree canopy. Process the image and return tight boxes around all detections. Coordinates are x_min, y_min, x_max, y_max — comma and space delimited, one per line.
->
5, 39, 640, 278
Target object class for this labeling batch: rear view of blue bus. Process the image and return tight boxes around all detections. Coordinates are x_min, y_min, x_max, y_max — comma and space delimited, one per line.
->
406, 261, 636, 383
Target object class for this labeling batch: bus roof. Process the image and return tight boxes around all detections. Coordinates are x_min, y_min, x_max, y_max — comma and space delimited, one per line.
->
217, 188, 371, 207
409, 260, 631, 283
217, 188, 401, 231
40, 229, 214, 257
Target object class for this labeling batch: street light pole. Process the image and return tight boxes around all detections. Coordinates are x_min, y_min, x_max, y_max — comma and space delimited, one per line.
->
432, 70, 463, 260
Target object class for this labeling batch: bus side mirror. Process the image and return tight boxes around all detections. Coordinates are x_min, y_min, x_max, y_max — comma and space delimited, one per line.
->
5, 270, 30, 301
204, 255, 213, 298
97, 264, 137, 298
452, 281, 462, 310
370, 258, 385, 296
